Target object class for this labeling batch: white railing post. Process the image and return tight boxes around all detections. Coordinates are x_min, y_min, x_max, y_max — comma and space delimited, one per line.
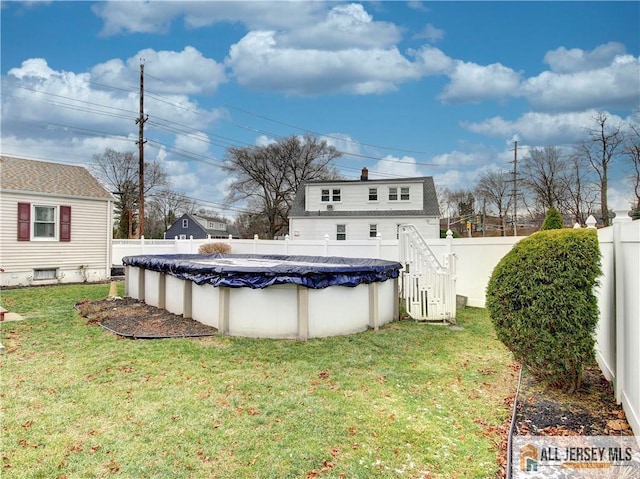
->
253, 234, 259, 254
324, 234, 329, 256
586, 215, 597, 229
228, 234, 233, 251
140, 235, 145, 255
189, 235, 194, 253
285, 234, 290, 255
376, 232, 382, 258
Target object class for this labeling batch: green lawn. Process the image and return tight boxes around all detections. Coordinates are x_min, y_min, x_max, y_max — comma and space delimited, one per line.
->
1, 283, 516, 479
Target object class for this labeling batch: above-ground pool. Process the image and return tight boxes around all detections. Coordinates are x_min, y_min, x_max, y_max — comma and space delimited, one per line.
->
123, 254, 402, 339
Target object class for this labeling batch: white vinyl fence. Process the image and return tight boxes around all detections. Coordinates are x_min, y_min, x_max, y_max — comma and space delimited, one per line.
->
595, 212, 640, 437
113, 214, 639, 435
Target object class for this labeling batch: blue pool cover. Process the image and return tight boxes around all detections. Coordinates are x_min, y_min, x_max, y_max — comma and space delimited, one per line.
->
122, 254, 403, 289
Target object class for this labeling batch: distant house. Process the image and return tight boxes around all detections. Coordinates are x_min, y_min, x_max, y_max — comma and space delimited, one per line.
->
165, 213, 237, 239
289, 168, 441, 240
0, 156, 114, 287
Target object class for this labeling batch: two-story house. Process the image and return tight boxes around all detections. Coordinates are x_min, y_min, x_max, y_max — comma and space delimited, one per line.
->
165, 213, 238, 239
289, 168, 440, 240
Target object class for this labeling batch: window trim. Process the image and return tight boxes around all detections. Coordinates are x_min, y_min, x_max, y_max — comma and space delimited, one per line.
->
336, 224, 347, 241
388, 187, 398, 201
332, 188, 341, 202
32, 204, 58, 241
400, 186, 410, 201
321, 189, 330, 202
182, 219, 189, 228
369, 224, 378, 238
368, 187, 378, 201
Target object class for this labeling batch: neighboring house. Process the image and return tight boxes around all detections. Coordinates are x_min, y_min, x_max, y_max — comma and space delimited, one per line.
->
0, 156, 114, 287
165, 213, 237, 239
289, 168, 441, 240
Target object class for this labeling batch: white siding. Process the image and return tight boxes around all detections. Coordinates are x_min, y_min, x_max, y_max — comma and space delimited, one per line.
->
306, 181, 424, 212
0, 191, 112, 286
290, 216, 439, 241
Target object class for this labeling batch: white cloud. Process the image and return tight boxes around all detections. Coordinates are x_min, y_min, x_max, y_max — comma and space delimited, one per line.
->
439, 61, 521, 104
371, 155, 421, 178
462, 110, 628, 146
226, 31, 420, 95
279, 3, 401, 50
521, 54, 639, 111
91, 46, 226, 95
413, 23, 445, 43
93, 1, 329, 36
543, 42, 627, 73
411, 45, 454, 75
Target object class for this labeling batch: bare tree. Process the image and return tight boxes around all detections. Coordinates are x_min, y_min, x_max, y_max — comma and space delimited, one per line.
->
223, 134, 342, 239
92, 148, 168, 238
623, 123, 640, 216
562, 154, 599, 225
146, 188, 195, 238
519, 146, 570, 215
575, 112, 624, 226
475, 169, 512, 236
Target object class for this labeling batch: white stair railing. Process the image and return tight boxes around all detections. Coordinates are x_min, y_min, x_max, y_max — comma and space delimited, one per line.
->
398, 224, 457, 323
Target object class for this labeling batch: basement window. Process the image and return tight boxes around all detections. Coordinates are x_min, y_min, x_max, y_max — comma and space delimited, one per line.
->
33, 268, 57, 281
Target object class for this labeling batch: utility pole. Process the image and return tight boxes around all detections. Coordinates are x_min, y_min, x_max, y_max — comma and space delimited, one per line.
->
136, 61, 148, 238
511, 140, 518, 237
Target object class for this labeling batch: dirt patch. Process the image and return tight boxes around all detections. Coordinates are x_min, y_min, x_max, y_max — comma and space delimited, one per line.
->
75, 297, 217, 338
514, 366, 633, 437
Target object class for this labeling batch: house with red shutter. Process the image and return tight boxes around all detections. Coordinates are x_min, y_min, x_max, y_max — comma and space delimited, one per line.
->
0, 156, 114, 287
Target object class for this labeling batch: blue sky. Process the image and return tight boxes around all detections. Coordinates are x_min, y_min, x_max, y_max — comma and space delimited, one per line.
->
2, 1, 639, 217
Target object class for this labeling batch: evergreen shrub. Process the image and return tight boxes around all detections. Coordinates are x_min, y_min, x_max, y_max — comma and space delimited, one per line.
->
198, 242, 231, 254
540, 207, 564, 230
486, 229, 601, 393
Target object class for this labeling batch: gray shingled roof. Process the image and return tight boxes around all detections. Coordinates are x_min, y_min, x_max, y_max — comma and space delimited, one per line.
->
290, 176, 440, 217
0, 156, 113, 200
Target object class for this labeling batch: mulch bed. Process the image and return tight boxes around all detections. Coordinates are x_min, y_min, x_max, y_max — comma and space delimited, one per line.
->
75, 297, 217, 338
514, 366, 633, 437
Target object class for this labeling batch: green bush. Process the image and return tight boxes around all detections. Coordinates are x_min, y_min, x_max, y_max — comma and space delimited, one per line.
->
440, 229, 462, 238
486, 229, 601, 393
198, 242, 231, 254
540, 206, 564, 230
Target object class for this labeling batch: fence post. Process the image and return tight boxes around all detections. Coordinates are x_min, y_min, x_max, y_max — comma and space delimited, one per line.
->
285, 234, 290, 255
586, 215, 597, 229
254, 234, 259, 254
376, 232, 382, 258
324, 234, 329, 256
228, 234, 233, 252
613, 210, 632, 403
140, 235, 145, 255
189, 235, 194, 253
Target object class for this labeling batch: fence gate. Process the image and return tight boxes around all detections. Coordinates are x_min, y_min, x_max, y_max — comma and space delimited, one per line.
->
398, 224, 457, 323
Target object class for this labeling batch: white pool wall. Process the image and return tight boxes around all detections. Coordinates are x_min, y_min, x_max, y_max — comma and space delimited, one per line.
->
125, 265, 398, 339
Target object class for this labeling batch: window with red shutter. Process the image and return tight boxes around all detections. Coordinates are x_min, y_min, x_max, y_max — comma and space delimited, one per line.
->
60, 206, 71, 242
17, 203, 30, 241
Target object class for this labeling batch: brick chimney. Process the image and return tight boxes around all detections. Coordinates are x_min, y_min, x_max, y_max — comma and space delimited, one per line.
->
360, 167, 368, 181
